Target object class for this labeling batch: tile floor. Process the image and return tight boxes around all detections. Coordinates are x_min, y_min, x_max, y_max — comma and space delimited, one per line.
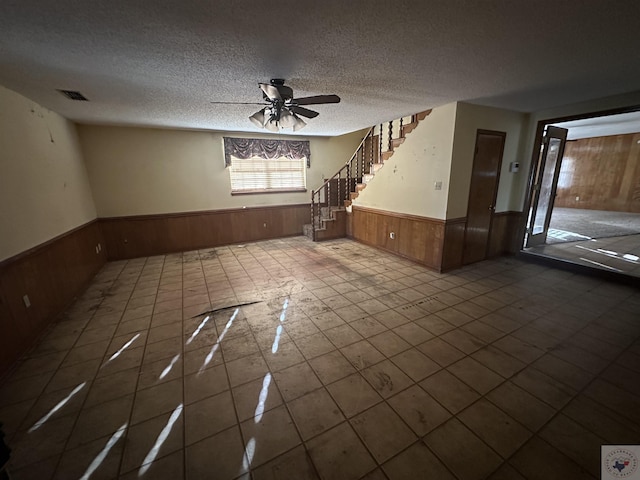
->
1, 236, 640, 480
526, 234, 640, 277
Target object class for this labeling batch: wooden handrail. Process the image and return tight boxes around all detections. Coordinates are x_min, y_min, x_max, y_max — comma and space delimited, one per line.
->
312, 126, 374, 197
309, 110, 431, 240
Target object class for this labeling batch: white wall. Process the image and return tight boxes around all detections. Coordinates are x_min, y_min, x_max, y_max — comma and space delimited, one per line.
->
353, 103, 458, 219
449, 103, 528, 217
78, 125, 365, 217
0, 85, 97, 261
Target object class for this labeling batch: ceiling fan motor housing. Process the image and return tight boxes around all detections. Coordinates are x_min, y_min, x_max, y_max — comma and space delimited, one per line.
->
249, 79, 339, 130
262, 79, 293, 101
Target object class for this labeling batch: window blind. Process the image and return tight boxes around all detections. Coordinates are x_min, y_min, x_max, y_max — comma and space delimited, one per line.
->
229, 156, 307, 193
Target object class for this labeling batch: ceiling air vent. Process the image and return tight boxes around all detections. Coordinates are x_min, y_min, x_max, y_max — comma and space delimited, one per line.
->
57, 89, 89, 101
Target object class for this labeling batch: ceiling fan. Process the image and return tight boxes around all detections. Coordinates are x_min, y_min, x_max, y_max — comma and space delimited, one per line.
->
212, 79, 340, 132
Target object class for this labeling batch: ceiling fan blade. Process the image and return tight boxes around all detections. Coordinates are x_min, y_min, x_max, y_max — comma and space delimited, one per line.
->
293, 95, 341, 106
290, 106, 319, 119
259, 83, 282, 101
211, 101, 266, 105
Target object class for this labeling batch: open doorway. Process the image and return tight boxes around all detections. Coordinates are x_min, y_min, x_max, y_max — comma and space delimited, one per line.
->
523, 109, 640, 277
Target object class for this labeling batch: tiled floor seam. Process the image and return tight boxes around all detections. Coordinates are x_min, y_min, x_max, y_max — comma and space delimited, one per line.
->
113, 256, 160, 479
223, 252, 308, 477
177, 254, 190, 480
483, 318, 640, 478
21, 261, 132, 476
10, 270, 125, 474
197, 250, 251, 477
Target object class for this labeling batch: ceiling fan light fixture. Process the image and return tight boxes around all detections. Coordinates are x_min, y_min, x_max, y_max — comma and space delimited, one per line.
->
249, 108, 266, 127
292, 115, 307, 131
279, 109, 295, 128
240, 79, 337, 131
264, 120, 279, 132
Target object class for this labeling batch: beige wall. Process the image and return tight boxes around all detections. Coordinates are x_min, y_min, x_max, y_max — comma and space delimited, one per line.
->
78, 125, 365, 217
449, 103, 528, 217
353, 103, 458, 219
0, 85, 97, 261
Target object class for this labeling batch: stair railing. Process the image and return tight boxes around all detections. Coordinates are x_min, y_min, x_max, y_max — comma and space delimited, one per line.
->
310, 127, 375, 240
309, 111, 429, 240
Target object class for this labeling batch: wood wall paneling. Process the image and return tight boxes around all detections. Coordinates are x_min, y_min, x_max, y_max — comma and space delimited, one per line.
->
487, 211, 524, 257
100, 204, 311, 260
346, 211, 354, 237
555, 132, 640, 212
0, 221, 106, 377
442, 218, 466, 272
349, 206, 521, 272
349, 206, 448, 271
315, 210, 347, 241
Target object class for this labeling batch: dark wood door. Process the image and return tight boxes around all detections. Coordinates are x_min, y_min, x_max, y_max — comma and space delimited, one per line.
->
463, 130, 506, 265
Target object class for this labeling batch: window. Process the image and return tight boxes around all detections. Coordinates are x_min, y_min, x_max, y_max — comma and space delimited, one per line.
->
223, 137, 310, 194
229, 155, 307, 193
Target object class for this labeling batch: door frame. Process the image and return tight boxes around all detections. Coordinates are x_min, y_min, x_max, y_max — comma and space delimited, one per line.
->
462, 129, 506, 264
526, 125, 568, 247
520, 104, 640, 250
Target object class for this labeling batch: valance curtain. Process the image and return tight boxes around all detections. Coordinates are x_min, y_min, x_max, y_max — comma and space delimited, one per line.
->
223, 137, 311, 167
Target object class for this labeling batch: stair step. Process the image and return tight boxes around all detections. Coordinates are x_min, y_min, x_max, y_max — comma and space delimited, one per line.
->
401, 122, 418, 136
309, 109, 429, 238
391, 137, 405, 148
363, 173, 375, 183
381, 151, 394, 161
416, 109, 432, 121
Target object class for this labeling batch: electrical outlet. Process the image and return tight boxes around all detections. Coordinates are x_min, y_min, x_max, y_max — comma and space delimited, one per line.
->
434, 181, 442, 190
23, 294, 31, 308
389, 232, 395, 239
263, 223, 267, 228
575, 196, 580, 201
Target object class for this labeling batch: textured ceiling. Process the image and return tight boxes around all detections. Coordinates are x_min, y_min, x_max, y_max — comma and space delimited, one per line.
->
1, 1, 640, 136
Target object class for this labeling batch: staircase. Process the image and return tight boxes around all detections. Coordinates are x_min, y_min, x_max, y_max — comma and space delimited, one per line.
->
304, 110, 431, 241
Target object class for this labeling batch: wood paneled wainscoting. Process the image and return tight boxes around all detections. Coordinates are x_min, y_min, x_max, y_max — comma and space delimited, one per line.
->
0, 221, 106, 377
100, 204, 311, 260
348, 206, 459, 272
488, 211, 524, 258
349, 206, 523, 272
